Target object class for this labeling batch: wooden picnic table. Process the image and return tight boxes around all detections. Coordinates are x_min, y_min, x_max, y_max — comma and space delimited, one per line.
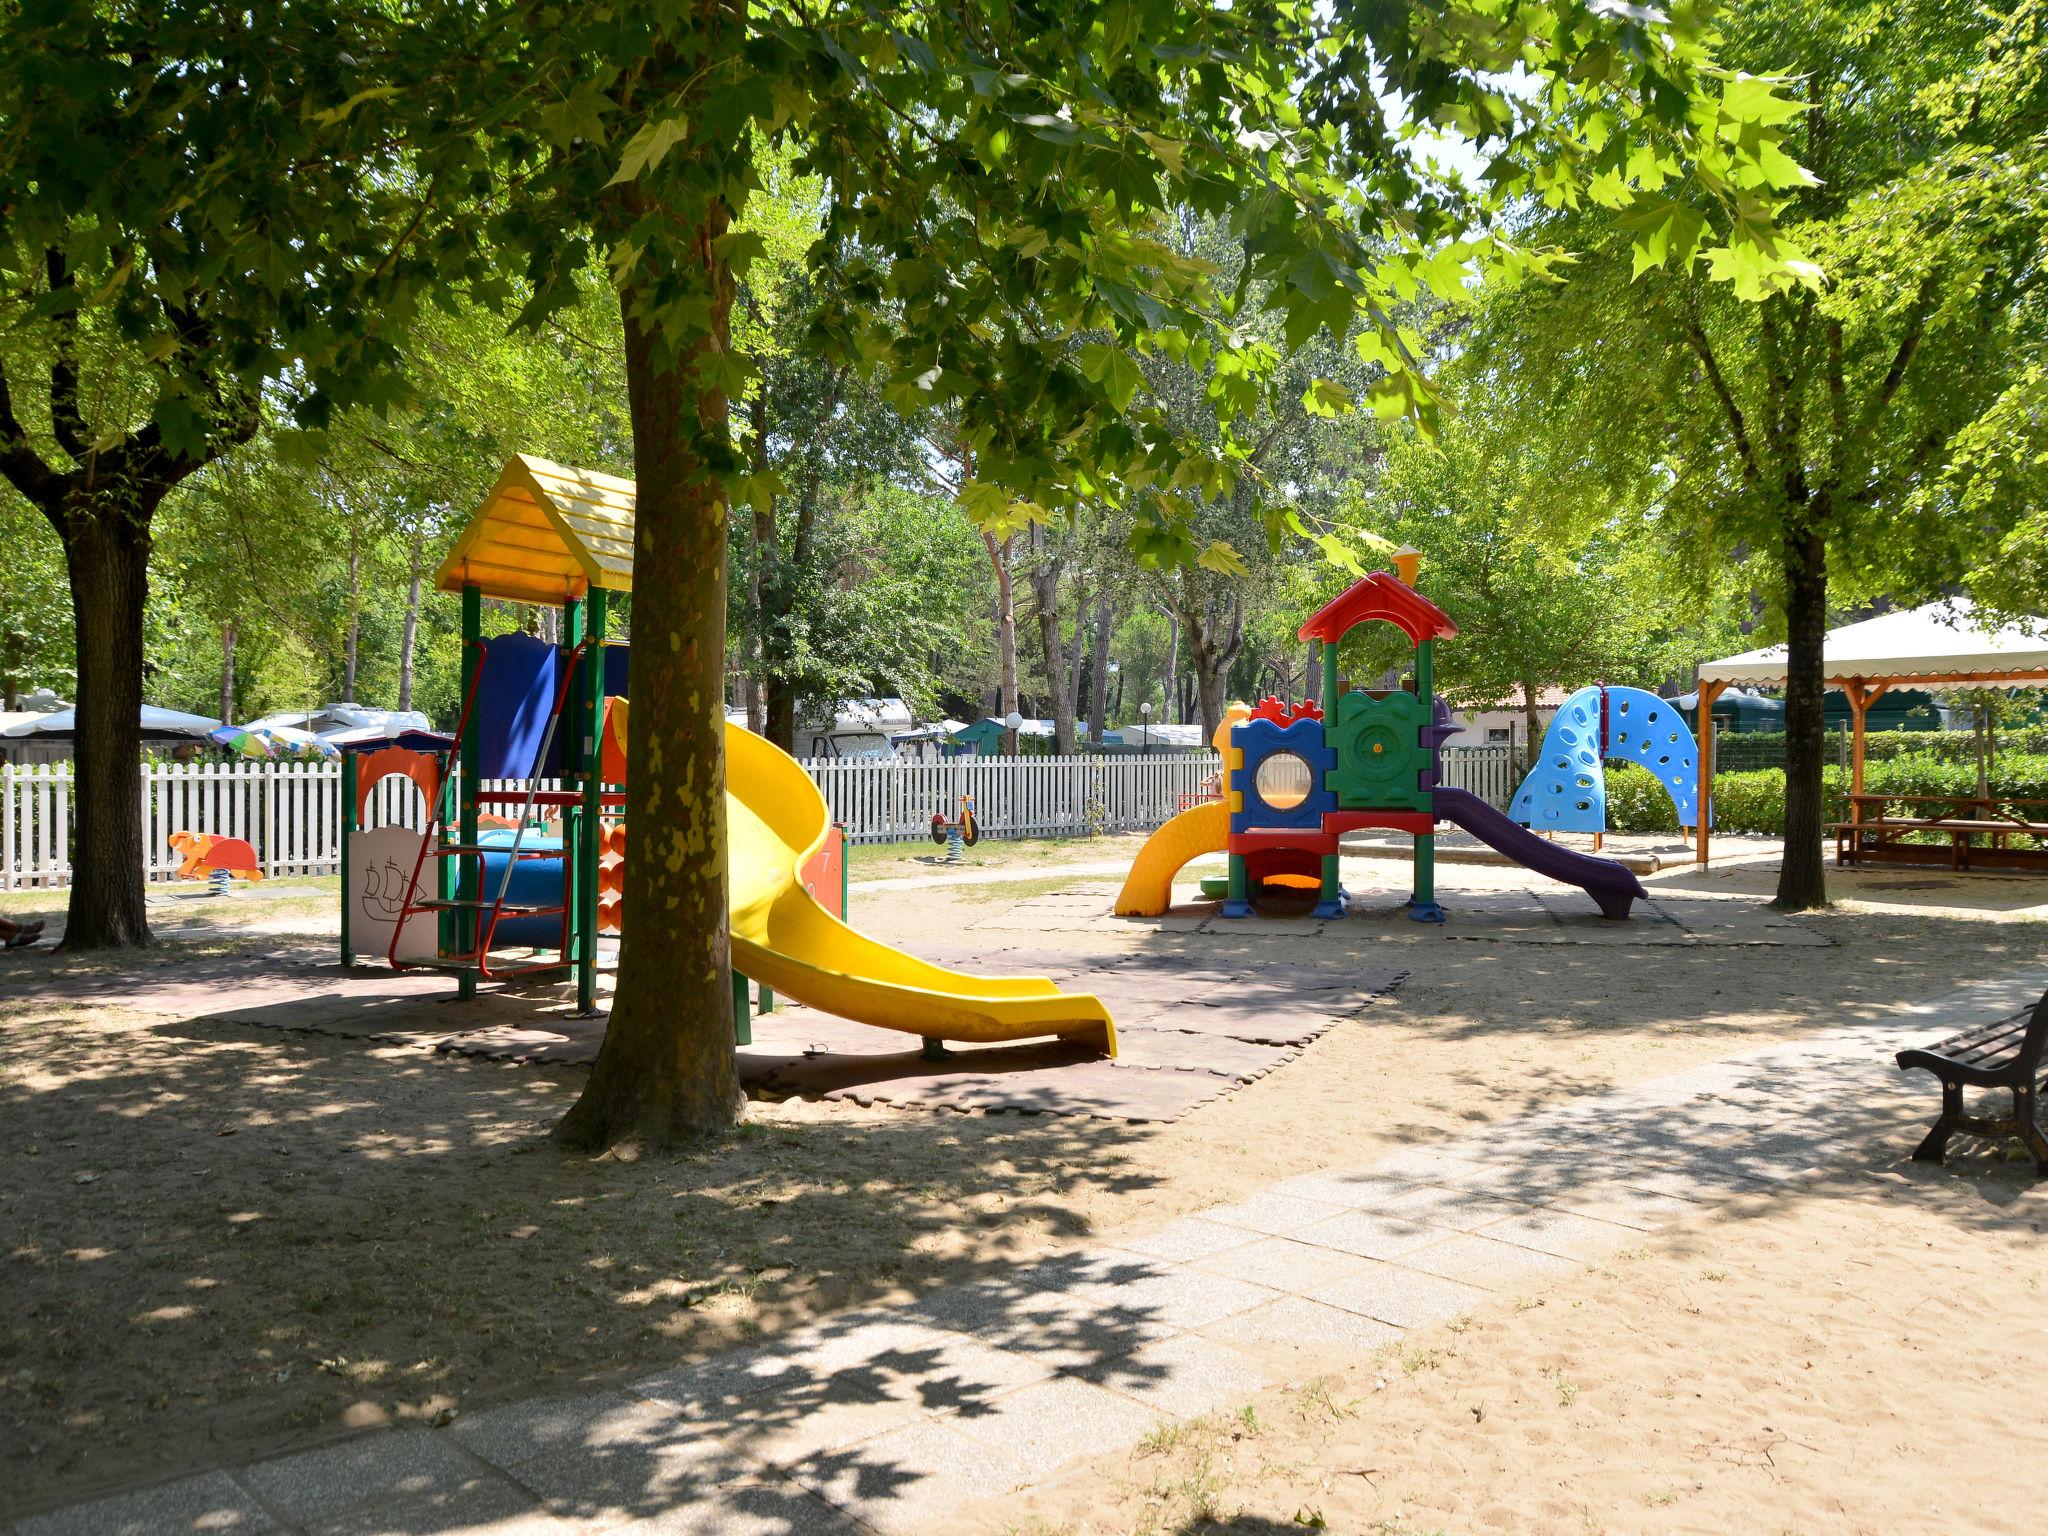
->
1831, 793, 2048, 872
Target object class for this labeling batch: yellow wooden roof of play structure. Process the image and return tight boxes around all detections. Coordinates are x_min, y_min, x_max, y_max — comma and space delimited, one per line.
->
435, 454, 636, 604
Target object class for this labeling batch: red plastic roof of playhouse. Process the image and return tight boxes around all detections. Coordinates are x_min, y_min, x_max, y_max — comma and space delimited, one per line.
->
1297, 571, 1458, 646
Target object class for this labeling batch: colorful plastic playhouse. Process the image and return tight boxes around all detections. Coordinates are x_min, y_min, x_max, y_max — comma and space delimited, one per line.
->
340, 453, 1114, 1056
1509, 685, 1705, 835
1116, 558, 1649, 922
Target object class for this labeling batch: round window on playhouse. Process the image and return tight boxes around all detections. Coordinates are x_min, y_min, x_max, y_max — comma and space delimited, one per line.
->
1253, 751, 1315, 811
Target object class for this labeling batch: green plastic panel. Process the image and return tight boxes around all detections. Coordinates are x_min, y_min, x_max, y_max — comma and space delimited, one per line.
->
1328, 690, 1432, 811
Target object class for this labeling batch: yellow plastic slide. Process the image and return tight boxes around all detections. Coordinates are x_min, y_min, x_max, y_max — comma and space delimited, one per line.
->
1113, 801, 1228, 917
723, 725, 1114, 1053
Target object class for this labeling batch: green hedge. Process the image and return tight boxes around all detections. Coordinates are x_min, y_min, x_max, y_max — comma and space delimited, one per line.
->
1604, 755, 2048, 837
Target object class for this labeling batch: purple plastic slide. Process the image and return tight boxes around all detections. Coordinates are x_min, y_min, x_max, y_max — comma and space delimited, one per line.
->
1431, 786, 1648, 920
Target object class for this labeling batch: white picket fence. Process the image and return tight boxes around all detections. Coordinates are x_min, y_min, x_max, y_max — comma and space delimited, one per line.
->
0, 746, 1523, 889
800, 753, 1219, 845
1441, 745, 1519, 811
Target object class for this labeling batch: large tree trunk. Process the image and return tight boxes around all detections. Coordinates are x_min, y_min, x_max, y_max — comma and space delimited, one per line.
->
1087, 591, 1113, 747
1, 632, 20, 711
342, 532, 361, 701
398, 533, 422, 714
1159, 606, 1179, 723
219, 620, 237, 726
764, 675, 796, 755
1186, 592, 1245, 743
745, 385, 770, 736
1523, 681, 1543, 777
1027, 526, 1075, 754
984, 530, 1019, 753
59, 504, 155, 949
554, 110, 741, 1151
1776, 521, 1829, 910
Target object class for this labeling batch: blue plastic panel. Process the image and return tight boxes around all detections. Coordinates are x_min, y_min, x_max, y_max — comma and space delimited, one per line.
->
473, 632, 567, 780
1230, 718, 1337, 833
1508, 686, 1605, 832
1509, 685, 1709, 831
1604, 686, 1703, 827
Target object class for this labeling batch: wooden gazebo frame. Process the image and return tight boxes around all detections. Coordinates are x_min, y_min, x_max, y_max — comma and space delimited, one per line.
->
1692, 603, 2048, 866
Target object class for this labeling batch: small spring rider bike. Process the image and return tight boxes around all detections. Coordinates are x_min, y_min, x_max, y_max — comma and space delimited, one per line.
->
929, 792, 979, 865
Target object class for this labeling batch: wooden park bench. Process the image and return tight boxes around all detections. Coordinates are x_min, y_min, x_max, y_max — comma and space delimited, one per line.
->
1832, 794, 2048, 873
1895, 989, 2048, 1173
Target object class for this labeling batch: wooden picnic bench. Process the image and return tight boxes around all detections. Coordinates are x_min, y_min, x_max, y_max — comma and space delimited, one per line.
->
1831, 793, 2048, 872
1895, 988, 2048, 1173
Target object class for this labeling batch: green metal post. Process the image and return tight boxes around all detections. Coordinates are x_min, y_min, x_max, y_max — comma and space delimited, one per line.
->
561, 595, 586, 1003
339, 752, 357, 966
1318, 851, 1341, 914
1412, 637, 1440, 920
575, 590, 607, 1015
457, 584, 483, 998
1321, 637, 1339, 706
731, 968, 753, 1046
1222, 849, 1250, 917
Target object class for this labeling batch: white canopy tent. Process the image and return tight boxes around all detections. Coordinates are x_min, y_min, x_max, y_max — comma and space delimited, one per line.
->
1692, 599, 2048, 864
1699, 601, 2048, 690
1, 704, 223, 744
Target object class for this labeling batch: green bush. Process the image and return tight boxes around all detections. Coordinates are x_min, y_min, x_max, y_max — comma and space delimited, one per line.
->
1605, 762, 1682, 834
1601, 753, 2048, 837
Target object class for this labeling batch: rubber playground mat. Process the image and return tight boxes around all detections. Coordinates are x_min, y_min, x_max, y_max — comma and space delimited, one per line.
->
0, 936, 1398, 1123
428, 947, 1408, 1123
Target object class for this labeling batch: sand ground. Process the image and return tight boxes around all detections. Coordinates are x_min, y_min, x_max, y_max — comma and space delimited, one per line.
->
3, 845, 2045, 1523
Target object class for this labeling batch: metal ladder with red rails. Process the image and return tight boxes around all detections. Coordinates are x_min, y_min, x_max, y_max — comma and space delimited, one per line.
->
387, 636, 620, 979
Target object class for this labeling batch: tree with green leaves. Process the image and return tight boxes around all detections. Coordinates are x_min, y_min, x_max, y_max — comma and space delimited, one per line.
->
474, 0, 1815, 1147
0, 3, 507, 946
1463, 0, 2048, 907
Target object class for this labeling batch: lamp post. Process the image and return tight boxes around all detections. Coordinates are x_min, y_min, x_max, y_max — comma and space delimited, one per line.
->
1139, 700, 1152, 757
1003, 708, 1022, 758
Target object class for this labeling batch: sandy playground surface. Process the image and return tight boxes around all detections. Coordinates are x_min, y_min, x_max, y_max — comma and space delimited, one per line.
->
3, 838, 2047, 1525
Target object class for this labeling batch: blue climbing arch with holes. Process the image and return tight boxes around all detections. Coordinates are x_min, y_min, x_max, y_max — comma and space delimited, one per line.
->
1509, 686, 1708, 833
1603, 686, 1703, 827
1510, 686, 1607, 832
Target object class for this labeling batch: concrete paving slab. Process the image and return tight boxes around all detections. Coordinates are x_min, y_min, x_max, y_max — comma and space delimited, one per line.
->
630, 1346, 814, 1421
1370, 1185, 1540, 1233
713, 1381, 927, 1469
1482, 1212, 1638, 1261
1201, 1296, 1404, 1358
1190, 1236, 1372, 1294
1079, 1268, 1278, 1330
1260, 1170, 1417, 1209
943, 1287, 1182, 1373
862, 1330, 1056, 1419
1547, 1183, 1701, 1232
508, 1418, 743, 1529
1197, 1189, 1350, 1237
10, 1472, 277, 1536
1291, 1209, 1439, 1261
308, 1472, 564, 1536
239, 1428, 490, 1526
451, 1391, 683, 1468
603, 1477, 863, 1536
1114, 1215, 1261, 1265
944, 1377, 1164, 1478
1077, 1334, 1273, 1419
1396, 1235, 1576, 1291
786, 1419, 1031, 1536
1310, 1264, 1492, 1329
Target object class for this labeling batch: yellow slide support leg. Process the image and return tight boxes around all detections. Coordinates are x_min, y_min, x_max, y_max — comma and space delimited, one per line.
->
1114, 801, 1230, 917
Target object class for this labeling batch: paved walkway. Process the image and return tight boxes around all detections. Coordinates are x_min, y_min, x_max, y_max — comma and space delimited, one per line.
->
15, 968, 2046, 1536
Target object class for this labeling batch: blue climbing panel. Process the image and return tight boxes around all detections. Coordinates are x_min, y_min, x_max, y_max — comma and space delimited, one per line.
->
1509, 686, 1605, 832
1509, 685, 1708, 832
1603, 686, 1703, 827
1230, 718, 1337, 834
